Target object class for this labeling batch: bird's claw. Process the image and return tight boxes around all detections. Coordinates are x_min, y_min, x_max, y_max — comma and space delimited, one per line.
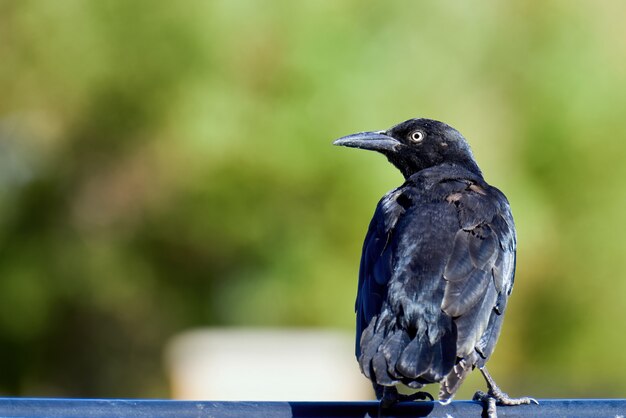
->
473, 367, 538, 417
474, 389, 538, 418
485, 388, 538, 406
380, 387, 433, 409
398, 391, 434, 402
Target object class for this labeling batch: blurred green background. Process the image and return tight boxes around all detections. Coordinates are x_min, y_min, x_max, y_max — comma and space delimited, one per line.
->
1, 0, 626, 400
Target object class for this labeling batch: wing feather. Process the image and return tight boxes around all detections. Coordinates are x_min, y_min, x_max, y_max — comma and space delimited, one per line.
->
355, 189, 406, 357
440, 181, 516, 375
442, 267, 490, 317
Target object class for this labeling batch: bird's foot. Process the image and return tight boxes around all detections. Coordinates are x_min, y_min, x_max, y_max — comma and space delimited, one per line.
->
379, 386, 433, 409
493, 390, 538, 406
473, 389, 538, 418
474, 367, 538, 418
398, 391, 434, 402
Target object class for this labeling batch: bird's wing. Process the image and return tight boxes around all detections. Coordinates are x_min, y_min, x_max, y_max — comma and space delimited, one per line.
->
355, 188, 407, 357
439, 182, 516, 400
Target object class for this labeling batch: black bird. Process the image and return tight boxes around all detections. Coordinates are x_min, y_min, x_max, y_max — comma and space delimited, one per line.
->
334, 118, 536, 416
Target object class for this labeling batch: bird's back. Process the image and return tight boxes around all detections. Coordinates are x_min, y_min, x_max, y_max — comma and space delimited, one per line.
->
355, 163, 516, 401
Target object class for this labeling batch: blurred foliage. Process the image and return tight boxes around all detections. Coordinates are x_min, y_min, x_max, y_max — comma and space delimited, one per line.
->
1, 0, 626, 399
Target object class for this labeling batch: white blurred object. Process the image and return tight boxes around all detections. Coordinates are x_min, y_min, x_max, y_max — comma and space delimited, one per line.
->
165, 328, 373, 401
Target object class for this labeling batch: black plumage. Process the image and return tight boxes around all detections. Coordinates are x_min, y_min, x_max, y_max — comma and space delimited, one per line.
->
334, 118, 535, 415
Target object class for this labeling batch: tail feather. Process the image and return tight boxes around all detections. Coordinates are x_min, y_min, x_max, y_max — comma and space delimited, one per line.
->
381, 329, 410, 379
359, 314, 457, 389
358, 316, 382, 379
428, 328, 457, 382
372, 350, 397, 385
396, 335, 434, 379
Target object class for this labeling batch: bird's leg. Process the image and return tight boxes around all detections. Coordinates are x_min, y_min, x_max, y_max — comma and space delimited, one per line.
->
473, 367, 538, 418
478, 366, 538, 405
379, 386, 399, 409
473, 392, 497, 418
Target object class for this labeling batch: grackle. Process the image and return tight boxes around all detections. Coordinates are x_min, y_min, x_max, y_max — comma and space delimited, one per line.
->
334, 118, 536, 417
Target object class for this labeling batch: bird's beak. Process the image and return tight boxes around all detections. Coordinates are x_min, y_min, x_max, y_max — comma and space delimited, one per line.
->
333, 131, 401, 153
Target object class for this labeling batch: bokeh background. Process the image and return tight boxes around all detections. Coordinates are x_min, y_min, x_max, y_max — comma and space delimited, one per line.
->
1, 0, 626, 400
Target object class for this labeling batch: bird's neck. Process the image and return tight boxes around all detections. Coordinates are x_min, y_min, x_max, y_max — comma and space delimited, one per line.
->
396, 158, 483, 179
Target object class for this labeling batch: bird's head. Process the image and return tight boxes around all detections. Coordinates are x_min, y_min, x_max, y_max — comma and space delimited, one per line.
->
333, 118, 481, 178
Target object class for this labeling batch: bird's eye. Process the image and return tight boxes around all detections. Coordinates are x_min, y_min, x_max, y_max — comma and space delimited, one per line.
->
410, 131, 425, 142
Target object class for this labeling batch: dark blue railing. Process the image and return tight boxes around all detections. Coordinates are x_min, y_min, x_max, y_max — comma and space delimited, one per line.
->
0, 398, 624, 417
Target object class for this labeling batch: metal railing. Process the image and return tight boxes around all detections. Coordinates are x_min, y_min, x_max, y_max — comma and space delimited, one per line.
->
0, 398, 624, 417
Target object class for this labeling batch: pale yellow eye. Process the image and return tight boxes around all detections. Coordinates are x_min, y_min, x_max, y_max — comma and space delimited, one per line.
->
410, 131, 424, 142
